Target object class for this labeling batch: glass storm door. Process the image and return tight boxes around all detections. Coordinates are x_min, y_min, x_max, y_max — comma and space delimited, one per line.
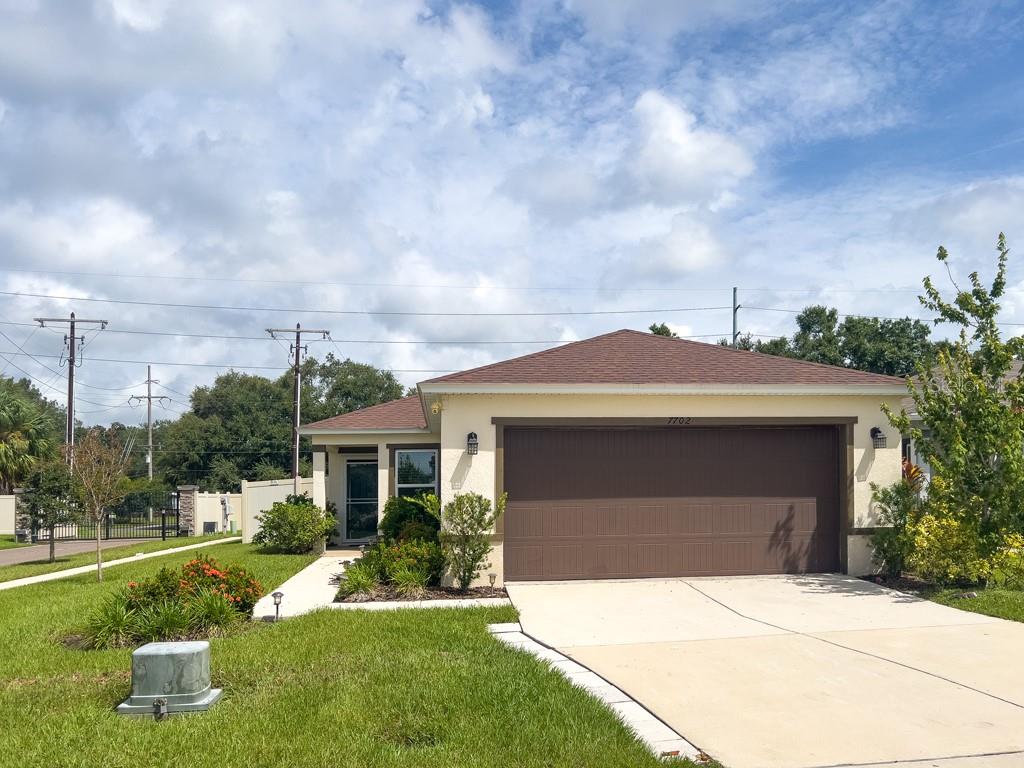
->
345, 461, 378, 540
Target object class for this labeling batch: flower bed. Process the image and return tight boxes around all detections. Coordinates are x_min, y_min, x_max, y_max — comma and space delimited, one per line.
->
335, 583, 507, 603
79, 555, 263, 649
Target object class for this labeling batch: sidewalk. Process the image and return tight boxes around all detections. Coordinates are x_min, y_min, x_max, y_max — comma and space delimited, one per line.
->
0, 538, 150, 567
0, 536, 241, 591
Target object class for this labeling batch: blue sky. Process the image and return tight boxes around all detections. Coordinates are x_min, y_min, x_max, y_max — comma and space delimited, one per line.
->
0, 0, 1022, 424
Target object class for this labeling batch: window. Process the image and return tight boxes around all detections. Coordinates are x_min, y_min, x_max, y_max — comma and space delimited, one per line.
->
395, 449, 438, 497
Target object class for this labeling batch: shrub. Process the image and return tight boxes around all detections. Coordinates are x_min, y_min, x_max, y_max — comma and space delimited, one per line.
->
908, 514, 991, 586
337, 562, 378, 601
253, 498, 335, 553
870, 467, 923, 578
134, 600, 192, 643
83, 556, 262, 648
84, 592, 137, 649
380, 494, 439, 542
397, 519, 438, 543
187, 588, 239, 634
439, 492, 506, 591
353, 539, 444, 586
991, 533, 1024, 589
391, 565, 428, 600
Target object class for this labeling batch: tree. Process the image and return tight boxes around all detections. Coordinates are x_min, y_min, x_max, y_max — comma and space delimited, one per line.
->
649, 322, 679, 338
304, 353, 405, 422
839, 315, 933, 377
72, 430, 130, 581
790, 305, 843, 366
22, 457, 79, 563
885, 233, 1024, 546
0, 389, 57, 493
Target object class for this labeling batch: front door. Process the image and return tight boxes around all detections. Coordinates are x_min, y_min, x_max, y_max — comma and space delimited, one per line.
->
345, 461, 379, 541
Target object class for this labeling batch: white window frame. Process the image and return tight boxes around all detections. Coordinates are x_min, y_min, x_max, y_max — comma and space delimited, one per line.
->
394, 448, 439, 497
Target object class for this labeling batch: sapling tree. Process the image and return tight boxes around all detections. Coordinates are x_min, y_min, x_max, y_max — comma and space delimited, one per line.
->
72, 430, 130, 581
22, 456, 79, 563
885, 233, 1024, 548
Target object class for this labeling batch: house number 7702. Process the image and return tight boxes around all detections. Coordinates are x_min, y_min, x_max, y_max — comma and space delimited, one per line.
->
666, 417, 692, 425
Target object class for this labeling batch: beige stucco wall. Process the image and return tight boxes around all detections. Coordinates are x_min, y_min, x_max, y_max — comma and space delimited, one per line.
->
436, 392, 904, 578
309, 392, 902, 580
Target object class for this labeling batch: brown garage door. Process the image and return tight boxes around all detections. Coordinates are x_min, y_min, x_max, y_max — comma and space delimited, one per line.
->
502, 426, 840, 581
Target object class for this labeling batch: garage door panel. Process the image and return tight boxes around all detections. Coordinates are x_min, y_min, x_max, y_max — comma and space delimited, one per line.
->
503, 426, 841, 581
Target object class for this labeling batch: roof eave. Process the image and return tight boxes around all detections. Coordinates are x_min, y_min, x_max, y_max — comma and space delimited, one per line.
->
299, 426, 434, 436
417, 382, 909, 396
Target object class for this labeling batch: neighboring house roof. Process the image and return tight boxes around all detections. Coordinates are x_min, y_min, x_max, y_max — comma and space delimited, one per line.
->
302, 394, 427, 431
901, 360, 1024, 418
423, 329, 905, 387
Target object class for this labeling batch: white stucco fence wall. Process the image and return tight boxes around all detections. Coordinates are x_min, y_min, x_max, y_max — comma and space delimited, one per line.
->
0, 495, 15, 535
193, 492, 241, 535
240, 478, 313, 543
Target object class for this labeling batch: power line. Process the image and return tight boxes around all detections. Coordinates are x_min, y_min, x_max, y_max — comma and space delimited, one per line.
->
0, 290, 731, 317
0, 319, 731, 344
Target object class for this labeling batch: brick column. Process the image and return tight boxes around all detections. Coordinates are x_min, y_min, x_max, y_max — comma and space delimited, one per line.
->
177, 485, 199, 536
12, 488, 29, 542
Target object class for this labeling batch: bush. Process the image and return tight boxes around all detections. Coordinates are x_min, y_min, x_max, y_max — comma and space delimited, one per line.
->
354, 539, 444, 587
391, 566, 428, 600
336, 562, 378, 601
908, 514, 991, 586
379, 494, 439, 542
870, 468, 922, 578
253, 498, 335, 553
439, 492, 506, 591
992, 533, 1024, 589
84, 592, 137, 649
83, 556, 263, 649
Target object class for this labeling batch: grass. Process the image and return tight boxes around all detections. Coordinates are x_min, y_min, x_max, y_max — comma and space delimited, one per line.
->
0, 534, 234, 583
0, 535, 31, 550
0, 543, 709, 768
927, 585, 1024, 622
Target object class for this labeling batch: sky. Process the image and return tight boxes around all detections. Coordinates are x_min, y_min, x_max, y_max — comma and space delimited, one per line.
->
0, 0, 1023, 427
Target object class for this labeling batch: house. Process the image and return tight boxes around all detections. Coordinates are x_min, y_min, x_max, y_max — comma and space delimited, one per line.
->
301, 329, 904, 585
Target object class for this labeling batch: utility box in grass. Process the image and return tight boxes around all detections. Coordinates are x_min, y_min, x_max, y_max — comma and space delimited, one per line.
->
116, 641, 222, 717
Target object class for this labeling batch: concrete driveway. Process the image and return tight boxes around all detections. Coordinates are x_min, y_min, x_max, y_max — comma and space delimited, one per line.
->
507, 575, 1024, 768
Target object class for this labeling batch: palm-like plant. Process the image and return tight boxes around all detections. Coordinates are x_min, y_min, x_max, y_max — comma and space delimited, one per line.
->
0, 391, 56, 493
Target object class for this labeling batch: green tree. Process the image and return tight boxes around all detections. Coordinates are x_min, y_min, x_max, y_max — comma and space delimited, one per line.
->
304, 353, 405, 423
22, 457, 80, 562
885, 233, 1024, 544
0, 389, 57, 493
791, 305, 843, 366
72, 430, 130, 582
649, 322, 678, 338
839, 316, 933, 377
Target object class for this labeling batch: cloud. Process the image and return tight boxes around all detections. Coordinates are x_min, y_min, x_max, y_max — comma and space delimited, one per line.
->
565, 0, 774, 44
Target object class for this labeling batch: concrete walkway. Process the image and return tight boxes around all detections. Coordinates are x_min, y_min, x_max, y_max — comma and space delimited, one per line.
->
508, 575, 1024, 768
0, 538, 151, 567
253, 550, 359, 620
0, 537, 241, 591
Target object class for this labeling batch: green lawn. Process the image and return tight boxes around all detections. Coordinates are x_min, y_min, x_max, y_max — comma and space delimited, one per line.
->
927, 586, 1024, 622
0, 535, 234, 583
0, 535, 31, 550
0, 543, 709, 768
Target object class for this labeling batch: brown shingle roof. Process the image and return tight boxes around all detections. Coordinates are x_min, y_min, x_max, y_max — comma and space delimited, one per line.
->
303, 395, 426, 431
424, 329, 906, 387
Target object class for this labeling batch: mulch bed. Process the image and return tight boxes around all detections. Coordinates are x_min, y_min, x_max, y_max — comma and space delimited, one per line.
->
336, 585, 508, 603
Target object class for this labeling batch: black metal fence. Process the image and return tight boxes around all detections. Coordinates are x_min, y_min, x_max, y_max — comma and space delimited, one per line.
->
29, 491, 181, 543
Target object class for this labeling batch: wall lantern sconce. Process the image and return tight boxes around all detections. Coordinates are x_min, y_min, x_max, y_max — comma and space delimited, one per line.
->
272, 591, 284, 622
467, 432, 479, 455
870, 427, 887, 449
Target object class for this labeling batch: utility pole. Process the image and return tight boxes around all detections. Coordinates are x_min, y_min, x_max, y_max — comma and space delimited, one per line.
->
129, 366, 169, 521
129, 365, 169, 478
34, 312, 108, 466
732, 286, 741, 347
266, 324, 329, 495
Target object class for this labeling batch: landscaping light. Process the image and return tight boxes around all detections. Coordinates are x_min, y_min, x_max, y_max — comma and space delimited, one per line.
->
467, 432, 479, 455
272, 591, 284, 622
488, 572, 496, 588
870, 427, 887, 449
